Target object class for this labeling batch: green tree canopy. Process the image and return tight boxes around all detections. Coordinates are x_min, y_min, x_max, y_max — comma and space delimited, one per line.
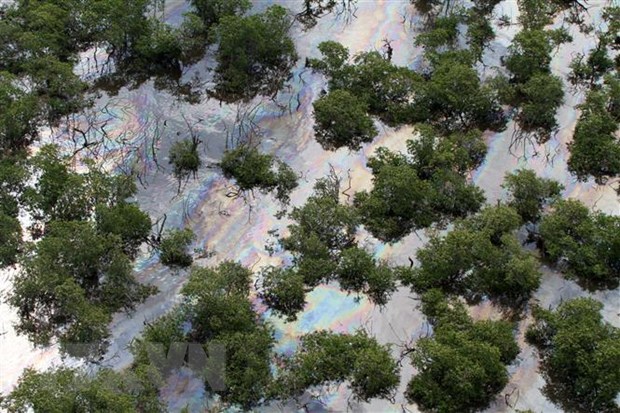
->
309, 42, 423, 126
95, 202, 152, 259
169, 139, 202, 182
8, 221, 155, 357
1, 367, 164, 413
190, 0, 251, 27
5, 144, 154, 358
181, 262, 256, 342
414, 14, 461, 50
502, 169, 563, 223
504, 29, 555, 83
403, 205, 541, 307
309, 42, 506, 132
23, 145, 137, 225
526, 298, 620, 413
465, 7, 496, 62
260, 177, 399, 320
273, 330, 400, 403
158, 227, 195, 269
313, 89, 378, 151
539, 199, 620, 289
499, 28, 571, 143
132, 260, 402, 409
282, 177, 359, 261
220, 145, 298, 205
132, 261, 276, 410
0, 72, 40, 153
258, 266, 307, 321
569, 42, 616, 88
515, 73, 564, 141
210, 5, 298, 102
354, 125, 486, 243
568, 75, 620, 183
414, 50, 507, 133
406, 290, 519, 413
0, 212, 21, 268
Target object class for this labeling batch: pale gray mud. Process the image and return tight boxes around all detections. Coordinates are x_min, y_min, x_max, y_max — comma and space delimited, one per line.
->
0, 0, 618, 412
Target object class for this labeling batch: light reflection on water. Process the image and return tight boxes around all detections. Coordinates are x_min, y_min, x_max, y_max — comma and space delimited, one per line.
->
0, 1, 618, 412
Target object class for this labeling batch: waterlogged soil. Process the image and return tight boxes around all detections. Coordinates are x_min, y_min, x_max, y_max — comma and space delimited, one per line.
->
0, 1, 618, 412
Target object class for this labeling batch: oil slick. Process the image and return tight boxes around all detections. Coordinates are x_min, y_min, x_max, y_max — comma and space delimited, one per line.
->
0, 1, 617, 412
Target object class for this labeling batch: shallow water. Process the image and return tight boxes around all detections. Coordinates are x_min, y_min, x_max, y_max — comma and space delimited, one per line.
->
0, 1, 618, 412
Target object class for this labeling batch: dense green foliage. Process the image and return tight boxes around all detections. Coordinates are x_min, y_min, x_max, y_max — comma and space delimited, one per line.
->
1, 367, 163, 413
539, 199, 620, 289
273, 330, 400, 402
129, 261, 398, 409
354, 125, 486, 242
502, 169, 563, 223
158, 228, 195, 269
181, 263, 273, 408
0, 0, 220, 103
503, 30, 555, 83
309, 42, 505, 132
403, 205, 541, 307
6, 145, 155, 358
261, 177, 400, 320
568, 6, 619, 88
527, 298, 620, 412
23, 145, 137, 224
0, 211, 21, 267
2, 0, 618, 410
518, 0, 589, 29
220, 145, 298, 205
406, 290, 519, 413
210, 5, 298, 102
498, 28, 570, 143
191, 0, 251, 27
96, 202, 152, 259
9, 220, 155, 357
259, 266, 307, 321
567, 75, 620, 183
309, 41, 421, 126
131, 261, 274, 409
313, 89, 378, 151
0, 156, 26, 266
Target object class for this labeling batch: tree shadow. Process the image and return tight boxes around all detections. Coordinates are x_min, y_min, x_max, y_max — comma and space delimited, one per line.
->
539, 361, 620, 413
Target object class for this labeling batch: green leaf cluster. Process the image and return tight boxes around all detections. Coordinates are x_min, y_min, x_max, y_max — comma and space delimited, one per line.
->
499, 28, 571, 143
159, 228, 195, 269
132, 261, 275, 409
9, 221, 155, 358
221, 145, 299, 205
273, 330, 400, 403
1, 367, 164, 413
404, 205, 541, 307
568, 75, 620, 183
260, 177, 399, 320
354, 125, 486, 242
210, 5, 298, 102
309, 42, 506, 132
312, 89, 378, 151
406, 290, 519, 413
169, 139, 202, 181
6, 144, 154, 357
502, 169, 563, 223
539, 199, 620, 289
526, 298, 620, 412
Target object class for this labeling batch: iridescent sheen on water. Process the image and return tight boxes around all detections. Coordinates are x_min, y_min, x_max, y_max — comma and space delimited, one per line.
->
0, 1, 617, 412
